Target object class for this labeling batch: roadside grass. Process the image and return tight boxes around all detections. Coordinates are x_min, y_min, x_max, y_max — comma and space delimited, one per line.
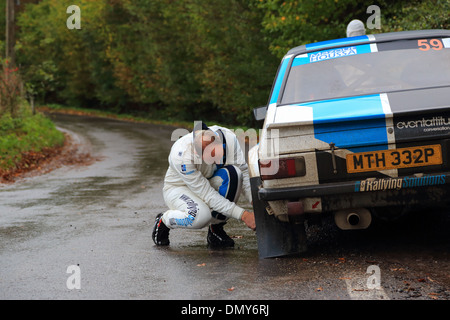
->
0, 102, 65, 172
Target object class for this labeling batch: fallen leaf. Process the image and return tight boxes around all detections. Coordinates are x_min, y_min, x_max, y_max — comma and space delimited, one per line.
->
390, 268, 405, 272
428, 293, 439, 300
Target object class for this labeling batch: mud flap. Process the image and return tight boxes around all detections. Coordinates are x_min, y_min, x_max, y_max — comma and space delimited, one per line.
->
250, 177, 307, 259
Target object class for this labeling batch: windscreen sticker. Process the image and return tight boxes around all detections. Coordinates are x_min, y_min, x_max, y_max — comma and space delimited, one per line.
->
292, 43, 373, 67
310, 46, 358, 62
417, 38, 446, 51
377, 37, 450, 52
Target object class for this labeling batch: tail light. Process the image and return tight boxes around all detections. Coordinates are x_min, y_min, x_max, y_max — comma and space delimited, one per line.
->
259, 157, 306, 180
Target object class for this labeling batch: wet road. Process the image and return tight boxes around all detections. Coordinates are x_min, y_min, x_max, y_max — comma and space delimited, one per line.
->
0, 114, 449, 302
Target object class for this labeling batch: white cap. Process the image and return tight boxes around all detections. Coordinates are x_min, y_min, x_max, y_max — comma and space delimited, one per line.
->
346, 19, 366, 37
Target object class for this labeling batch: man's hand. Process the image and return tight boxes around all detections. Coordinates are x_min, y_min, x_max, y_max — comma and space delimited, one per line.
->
241, 210, 256, 231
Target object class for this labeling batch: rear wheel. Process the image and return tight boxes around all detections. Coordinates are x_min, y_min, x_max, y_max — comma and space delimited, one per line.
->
250, 177, 307, 258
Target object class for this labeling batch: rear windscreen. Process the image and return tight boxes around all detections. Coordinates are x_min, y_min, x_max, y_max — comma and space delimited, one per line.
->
281, 38, 450, 105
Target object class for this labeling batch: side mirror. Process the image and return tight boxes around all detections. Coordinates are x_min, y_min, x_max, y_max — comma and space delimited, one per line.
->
253, 105, 267, 121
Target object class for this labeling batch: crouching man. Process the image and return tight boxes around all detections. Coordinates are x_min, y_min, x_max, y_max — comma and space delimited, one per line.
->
152, 122, 256, 248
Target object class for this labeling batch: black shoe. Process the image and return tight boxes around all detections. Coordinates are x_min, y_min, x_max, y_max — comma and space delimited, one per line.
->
152, 213, 170, 246
207, 223, 234, 248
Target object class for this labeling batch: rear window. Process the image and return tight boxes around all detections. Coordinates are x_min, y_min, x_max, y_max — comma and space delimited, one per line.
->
281, 38, 450, 105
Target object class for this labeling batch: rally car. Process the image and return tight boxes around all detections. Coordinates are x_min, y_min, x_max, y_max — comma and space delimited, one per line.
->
249, 30, 450, 258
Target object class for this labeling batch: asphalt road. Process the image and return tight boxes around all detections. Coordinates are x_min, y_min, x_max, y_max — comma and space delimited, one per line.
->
0, 113, 449, 303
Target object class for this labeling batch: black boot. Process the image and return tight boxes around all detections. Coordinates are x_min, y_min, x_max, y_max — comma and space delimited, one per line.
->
152, 213, 170, 246
207, 222, 235, 248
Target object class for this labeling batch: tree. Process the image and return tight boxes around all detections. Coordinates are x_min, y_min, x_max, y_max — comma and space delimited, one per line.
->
257, 0, 449, 59
1, 1, 6, 58
16, 0, 127, 107
13, 0, 447, 127
188, 0, 279, 124
5, 0, 15, 64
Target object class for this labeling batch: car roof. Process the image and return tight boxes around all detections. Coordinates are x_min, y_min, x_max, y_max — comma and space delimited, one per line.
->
285, 29, 450, 56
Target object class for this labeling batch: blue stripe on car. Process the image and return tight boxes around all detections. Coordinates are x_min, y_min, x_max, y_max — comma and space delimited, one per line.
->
305, 35, 370, 51
269, 56, 291, 104
298, 94, 389, 153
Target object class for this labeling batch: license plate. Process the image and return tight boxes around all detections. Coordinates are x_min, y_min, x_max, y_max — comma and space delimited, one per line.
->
346, 144, 443, 173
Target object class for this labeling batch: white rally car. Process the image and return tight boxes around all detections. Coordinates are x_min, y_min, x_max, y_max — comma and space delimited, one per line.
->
249, 30, 450, 258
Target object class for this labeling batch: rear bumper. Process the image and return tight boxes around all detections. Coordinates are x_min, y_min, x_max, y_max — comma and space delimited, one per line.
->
258, 172, 450, 211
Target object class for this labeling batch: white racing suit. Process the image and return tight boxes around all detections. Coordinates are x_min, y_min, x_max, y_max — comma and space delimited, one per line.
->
161, 125, 252, 229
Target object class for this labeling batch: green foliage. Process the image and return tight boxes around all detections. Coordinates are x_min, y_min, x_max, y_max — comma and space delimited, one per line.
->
256, 0, 366, 58
16, 0, 125, 108
382, 0, 449, 32
106, 0, 201, 114
12, 0, 450, 126
0, 102, 65, 170
14, 0, 279, 125
186, 0, 279, 124
257, 0, 449, 59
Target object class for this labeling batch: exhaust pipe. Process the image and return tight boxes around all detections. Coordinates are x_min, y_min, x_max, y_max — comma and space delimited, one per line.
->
334, 208, 372, 230
347, 212, 360, 226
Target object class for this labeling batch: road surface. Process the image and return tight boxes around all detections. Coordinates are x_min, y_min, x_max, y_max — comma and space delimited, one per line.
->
0, 113, 448, 303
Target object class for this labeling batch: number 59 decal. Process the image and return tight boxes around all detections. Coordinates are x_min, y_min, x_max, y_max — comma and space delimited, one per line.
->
418, 39, 443, 51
